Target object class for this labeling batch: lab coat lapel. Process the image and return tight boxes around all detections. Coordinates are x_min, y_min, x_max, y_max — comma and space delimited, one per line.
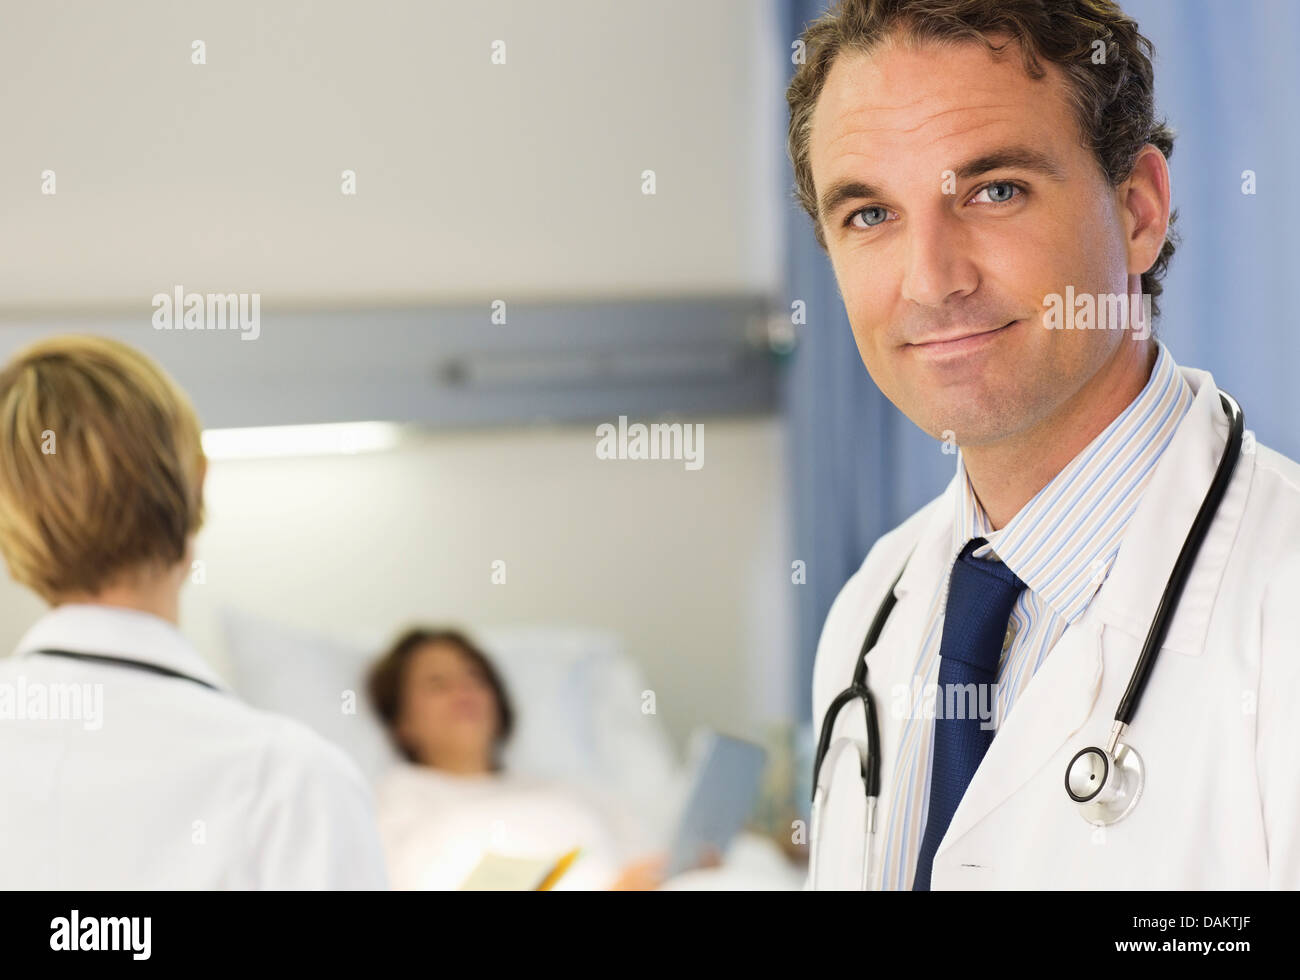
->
883, 478, 960, 684
1090, 367, 1252, 654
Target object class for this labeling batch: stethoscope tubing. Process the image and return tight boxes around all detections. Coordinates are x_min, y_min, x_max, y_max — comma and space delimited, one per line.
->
30, 648, 221, 692
1112, 391, 1242, 726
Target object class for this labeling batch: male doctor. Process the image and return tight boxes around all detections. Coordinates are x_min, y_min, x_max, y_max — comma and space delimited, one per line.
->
790, 0, 1300, 888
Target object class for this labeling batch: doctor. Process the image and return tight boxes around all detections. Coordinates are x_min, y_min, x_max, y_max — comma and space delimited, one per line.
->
0, 335, 388, 888
788, 0, 1300, 888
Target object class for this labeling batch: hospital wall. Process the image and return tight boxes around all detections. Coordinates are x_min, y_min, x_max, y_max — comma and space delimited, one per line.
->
0, 0, 782, 309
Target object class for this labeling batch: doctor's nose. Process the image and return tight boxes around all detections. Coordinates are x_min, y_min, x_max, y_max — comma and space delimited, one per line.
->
899, 217, 979, 309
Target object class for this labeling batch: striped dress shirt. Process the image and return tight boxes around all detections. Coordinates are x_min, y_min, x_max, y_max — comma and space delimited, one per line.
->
879, 340, 1195, 889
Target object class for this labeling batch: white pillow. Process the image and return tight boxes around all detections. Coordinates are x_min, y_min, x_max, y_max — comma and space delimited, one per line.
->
218, 608, 398, 781
217, 609, 682, 849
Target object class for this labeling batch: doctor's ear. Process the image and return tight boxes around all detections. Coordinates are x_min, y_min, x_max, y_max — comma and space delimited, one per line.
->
1118, 145, 1172, 282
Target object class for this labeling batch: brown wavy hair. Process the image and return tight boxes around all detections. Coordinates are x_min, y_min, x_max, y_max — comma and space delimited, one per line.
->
787, 0, 1177, 317
367, 628, 515, 768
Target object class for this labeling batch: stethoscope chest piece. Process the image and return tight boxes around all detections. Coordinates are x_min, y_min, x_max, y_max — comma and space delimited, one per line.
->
1065, 742, 1145, 826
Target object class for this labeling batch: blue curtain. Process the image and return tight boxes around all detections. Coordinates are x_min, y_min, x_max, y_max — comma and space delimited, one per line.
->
779, 0, 1300, 721
1117, 0, 1300, 459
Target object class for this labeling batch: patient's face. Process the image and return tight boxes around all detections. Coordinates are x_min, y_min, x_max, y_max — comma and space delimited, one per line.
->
396, 642, 499, 769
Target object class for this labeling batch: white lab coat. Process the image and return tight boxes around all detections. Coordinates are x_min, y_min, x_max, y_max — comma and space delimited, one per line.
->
811, 366, 1300, 889
0, 604, 389, 889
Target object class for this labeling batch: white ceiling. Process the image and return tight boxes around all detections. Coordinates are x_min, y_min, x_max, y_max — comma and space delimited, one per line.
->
0, 0, 782, 312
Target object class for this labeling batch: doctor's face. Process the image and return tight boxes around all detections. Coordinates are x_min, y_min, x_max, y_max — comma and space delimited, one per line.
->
396, 641, 499, 768
808, 35, 1140, 446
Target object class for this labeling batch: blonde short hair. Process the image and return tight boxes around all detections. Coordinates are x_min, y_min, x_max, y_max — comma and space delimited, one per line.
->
0, 335, 206, 603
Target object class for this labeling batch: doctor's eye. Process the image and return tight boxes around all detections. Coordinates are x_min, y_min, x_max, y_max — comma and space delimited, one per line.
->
845, 205, 892, 229
968, 181, 1025, 206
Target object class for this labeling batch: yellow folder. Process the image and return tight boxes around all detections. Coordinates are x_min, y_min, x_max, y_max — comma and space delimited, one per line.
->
459, 848, 583, 891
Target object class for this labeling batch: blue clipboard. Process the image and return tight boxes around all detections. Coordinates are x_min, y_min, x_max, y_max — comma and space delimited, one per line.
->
666, 731, 767, 878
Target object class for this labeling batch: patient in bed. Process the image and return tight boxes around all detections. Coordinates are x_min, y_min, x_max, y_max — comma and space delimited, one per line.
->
367, 628, 664, 890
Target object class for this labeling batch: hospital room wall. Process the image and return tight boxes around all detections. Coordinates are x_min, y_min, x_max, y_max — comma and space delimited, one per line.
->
0, 416, 797, 755
1, 0, 783, 309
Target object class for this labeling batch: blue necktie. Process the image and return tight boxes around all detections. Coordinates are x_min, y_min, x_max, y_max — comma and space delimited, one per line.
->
913, 537, 1026, 891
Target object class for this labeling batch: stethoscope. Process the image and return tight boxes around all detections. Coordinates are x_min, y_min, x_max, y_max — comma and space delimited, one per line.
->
809, 390, 1244, 890
31, 648, 221, 691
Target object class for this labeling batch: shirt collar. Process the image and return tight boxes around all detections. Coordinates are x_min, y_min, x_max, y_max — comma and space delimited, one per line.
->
949, 340, 1195, 623
12, 604, 229, 691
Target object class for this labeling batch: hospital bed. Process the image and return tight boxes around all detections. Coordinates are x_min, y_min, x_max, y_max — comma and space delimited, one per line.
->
218, 609, 803, 890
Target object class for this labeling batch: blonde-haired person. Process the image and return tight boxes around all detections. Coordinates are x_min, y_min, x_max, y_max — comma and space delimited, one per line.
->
0, 335, 387, 889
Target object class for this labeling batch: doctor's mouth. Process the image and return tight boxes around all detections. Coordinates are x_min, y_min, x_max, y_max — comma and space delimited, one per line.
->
903, 318, 1024, 363
900, 287, 1154, 370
